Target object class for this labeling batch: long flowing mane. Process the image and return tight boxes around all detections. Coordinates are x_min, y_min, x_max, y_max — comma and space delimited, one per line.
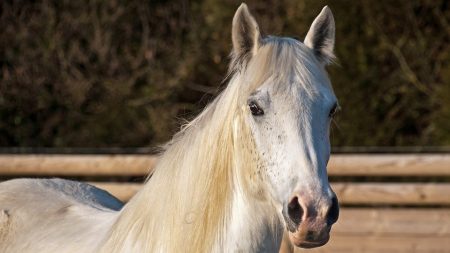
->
99, 38, 320, 253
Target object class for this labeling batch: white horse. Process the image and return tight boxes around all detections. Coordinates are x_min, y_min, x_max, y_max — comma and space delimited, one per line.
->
0, 4, 339, 253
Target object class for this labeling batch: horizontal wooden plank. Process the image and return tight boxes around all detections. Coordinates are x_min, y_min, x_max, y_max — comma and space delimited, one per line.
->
328, 153, 450, 176
93, 182, 450, 205
0, 154, 156, 176
333, 208, 450, 236
297, 235, 450, 253
332, 182, 450, 205
0, 154, 449, 176
284, 208, 450, 253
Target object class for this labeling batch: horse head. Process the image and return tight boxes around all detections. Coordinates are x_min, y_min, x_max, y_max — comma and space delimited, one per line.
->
231, 4, 339, 248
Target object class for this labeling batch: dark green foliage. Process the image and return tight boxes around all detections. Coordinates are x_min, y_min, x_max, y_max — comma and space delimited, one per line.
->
0, 0, 449, 147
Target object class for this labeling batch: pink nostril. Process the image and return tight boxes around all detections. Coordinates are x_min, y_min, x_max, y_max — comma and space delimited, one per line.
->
287, 196, 304, 225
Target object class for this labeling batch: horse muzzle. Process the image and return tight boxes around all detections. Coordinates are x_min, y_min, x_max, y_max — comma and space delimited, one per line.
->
283, 193, 339, 248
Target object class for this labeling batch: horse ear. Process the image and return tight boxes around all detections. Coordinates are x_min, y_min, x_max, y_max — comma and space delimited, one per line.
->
231, 3, 261, 68
304, 6, 335, 65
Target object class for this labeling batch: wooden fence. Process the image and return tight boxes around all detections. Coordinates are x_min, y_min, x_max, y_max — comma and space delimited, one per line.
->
0, 153, 449, 253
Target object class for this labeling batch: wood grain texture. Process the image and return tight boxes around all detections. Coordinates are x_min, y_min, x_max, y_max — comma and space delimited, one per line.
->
0, 154, 156, 176
333, 208, 450, 236
332, 182, 450, 205
0, 153, 449, 176
328, 153, 450, 176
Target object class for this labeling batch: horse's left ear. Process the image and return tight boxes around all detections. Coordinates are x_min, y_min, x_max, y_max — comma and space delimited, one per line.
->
304, 6, 335, 65
231, 3, 262, 69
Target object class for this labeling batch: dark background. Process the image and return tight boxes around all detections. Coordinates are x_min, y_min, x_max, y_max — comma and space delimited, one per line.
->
1, 0, 449, 148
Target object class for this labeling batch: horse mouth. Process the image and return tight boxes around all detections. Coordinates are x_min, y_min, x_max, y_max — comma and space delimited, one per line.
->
297, 239, 329, 248
285, 225, 330, 248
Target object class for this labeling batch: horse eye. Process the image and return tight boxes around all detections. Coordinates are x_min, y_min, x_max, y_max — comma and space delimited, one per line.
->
329, 104, 338, 118
249, 101, 264, 116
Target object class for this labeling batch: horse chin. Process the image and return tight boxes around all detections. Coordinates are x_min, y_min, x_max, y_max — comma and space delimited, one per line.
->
288, 230, 330, 248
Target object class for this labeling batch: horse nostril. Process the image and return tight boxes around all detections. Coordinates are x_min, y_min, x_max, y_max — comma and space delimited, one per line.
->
326, 195, 339, 225
288, 196, 304, 225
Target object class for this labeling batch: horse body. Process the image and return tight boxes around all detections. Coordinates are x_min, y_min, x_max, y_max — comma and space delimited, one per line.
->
0, 4, 339, 253
0, 178, 120, 253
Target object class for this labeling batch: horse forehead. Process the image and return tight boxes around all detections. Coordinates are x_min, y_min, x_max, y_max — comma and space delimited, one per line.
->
278, 49, 334, 101
275, 72, 335, 107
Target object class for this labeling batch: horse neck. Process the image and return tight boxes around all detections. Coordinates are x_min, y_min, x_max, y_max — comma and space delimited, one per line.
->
99, 77, 283, 252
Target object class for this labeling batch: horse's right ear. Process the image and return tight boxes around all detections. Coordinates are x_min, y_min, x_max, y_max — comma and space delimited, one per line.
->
304, 6, 335, 65
231, 3, 261, 69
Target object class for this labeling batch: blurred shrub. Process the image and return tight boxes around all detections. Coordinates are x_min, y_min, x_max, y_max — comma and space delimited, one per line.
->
0, 0, 449, 147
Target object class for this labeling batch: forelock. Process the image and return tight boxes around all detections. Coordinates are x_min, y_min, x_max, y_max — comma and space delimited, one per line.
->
236, 36, 330, 98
